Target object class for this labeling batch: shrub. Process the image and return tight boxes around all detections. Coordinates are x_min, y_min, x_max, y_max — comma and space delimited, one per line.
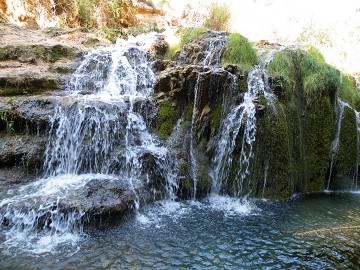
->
203, 2, 231, 32
77, 0, 99, 28
221, 33, 258, 71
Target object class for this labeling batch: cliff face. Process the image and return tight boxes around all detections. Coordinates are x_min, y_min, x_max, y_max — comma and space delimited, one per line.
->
0, 0, 163, 30
153, 32, 360, 199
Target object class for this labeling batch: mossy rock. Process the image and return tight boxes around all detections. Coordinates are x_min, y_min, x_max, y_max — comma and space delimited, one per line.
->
336, 106, 357, 178
0, 44, 77, 63
0, 76, 60, 96
303, 97, 334, 192
156, 100, 181, 140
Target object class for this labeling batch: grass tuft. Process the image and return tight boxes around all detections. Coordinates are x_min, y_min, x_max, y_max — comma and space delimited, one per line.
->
221, 33, 258, 72
203, 1, 231, 32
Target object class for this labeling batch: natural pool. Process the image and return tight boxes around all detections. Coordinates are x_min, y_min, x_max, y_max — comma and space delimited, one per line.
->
0, 192, 359, 269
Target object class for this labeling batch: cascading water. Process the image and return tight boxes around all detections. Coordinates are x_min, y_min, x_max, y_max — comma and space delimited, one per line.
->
202, 32, 228, 66
327, 98, 360, 190
0, 34, 177, 253
188, 33, 228, 198
327, 98, 349, 190
355, 111, 360, 190
190, 77, 200, 199
212, 63, 273, 196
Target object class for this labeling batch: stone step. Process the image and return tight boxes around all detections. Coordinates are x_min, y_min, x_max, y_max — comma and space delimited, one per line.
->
0, 44, 79, 63
0, 60, 75, 96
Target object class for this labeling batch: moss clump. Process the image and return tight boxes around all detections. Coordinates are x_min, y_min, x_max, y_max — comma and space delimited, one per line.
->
164, 44, 180, 60
339, 74, 360, 111
0, 87, 40, 96
0, 44, 75, 63
49, 45, 74, 62
251, 102, 292, 200
298, 49, 339, 105
157, 100, 181, 140
221, 33, 258, 72
337, 107, 357, 177
183, 102, 194, 122
0, 46, 13, 61
304, 98, 334, 192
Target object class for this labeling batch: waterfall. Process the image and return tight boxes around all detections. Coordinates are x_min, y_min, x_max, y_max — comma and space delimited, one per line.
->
202, 31, 228, 66
212, 65, 272, 196
0, 35, 177, 253
327, 98, 360, 190
355, 111, 360, 190
187, 33, 228, 198
190, 76, 200, 199
327, 98, 348, 190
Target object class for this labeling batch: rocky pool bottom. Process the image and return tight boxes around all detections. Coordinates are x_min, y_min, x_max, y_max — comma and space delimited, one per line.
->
0, 192, 359, 269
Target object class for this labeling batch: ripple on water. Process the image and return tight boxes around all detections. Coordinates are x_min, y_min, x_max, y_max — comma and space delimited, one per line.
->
0, 193, 360, 269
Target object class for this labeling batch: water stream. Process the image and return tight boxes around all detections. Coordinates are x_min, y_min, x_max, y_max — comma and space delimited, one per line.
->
327, 98, 360, 190
212, 60, 273, 196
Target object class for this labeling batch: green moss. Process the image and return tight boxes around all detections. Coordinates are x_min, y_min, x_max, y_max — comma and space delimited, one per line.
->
157, 100, 181, 140
296, 49, 339, 105
0, 87, 42, 96
0, 46, 10, 61
304, 98, 334, 192
221, 33, 258, 72
179, 28, 208, 48
252, 103, 292, 200
163, 27, 207, 60
101, 27, 124, 43
337, 107, 357, 177
267, 50, 296, 98
210, 102, 222, 136
183, 102, 194, 122
164, 43, 181, 60
49, 45, 73, 62
306, 45, 326, 64
338, 74, 360, 111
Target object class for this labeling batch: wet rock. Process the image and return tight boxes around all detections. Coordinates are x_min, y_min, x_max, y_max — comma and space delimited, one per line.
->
151, 36, 169, 57
75, 178, 137, 217
177, 31, 227, 66
152, 59, 176, 72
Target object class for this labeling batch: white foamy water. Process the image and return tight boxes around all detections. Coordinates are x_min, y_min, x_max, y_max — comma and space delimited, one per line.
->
0, 34, 178, 254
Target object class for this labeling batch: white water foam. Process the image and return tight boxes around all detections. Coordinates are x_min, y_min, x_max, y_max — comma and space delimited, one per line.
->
0, 33, 178, 254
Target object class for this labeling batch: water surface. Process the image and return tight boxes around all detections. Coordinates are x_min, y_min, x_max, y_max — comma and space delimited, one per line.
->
1, 192, 359, 269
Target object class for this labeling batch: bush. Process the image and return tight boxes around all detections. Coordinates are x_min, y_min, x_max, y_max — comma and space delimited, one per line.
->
77, 0, 98, 28
221, 33, 258, 71
203, 2, 231, 32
